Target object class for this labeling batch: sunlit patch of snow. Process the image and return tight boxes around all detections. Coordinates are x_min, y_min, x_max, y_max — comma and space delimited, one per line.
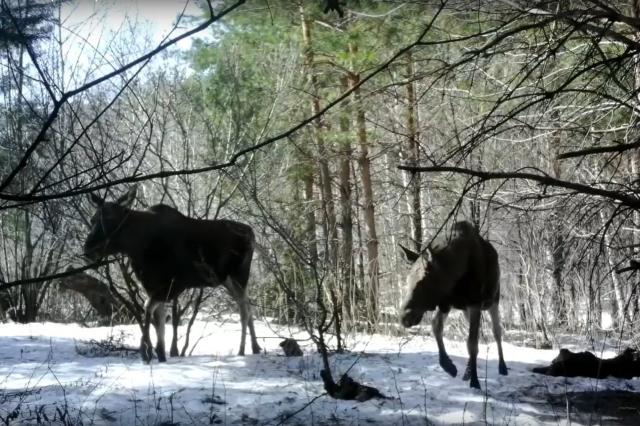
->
0, 318, 638, 425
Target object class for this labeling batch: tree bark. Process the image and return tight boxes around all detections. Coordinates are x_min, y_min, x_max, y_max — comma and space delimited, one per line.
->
349, 43, 380, 328
599, 210, 628, 329
338, 75, 355, 325
405, 52, 422, 250
629, 0, 640, 323
300, 7, 342, 349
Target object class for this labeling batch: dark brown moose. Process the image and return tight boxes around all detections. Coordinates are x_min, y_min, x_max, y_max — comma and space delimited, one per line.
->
399, 221, 507, 389
533, 347, 640, 379
83, 187, 261, 362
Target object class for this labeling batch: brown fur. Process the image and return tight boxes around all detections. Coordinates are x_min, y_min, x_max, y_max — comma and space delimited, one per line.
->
400, 221, 507, 389
84, 188, 261, 362
279, 338, 303, 357
533, 348, 640, 379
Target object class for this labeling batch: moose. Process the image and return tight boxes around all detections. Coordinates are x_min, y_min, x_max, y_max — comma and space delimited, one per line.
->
83, 187, 261, 362
399, 221, 507, 389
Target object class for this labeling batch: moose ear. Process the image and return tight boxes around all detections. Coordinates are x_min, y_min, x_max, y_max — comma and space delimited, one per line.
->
89, 193, 104, 207
117, 186, 137, 208
399, 244, 420, 263
424, 247, 434, 263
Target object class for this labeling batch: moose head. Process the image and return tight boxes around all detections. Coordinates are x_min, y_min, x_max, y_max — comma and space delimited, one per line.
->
398, 244, 453, 327
83, 187, 137, 261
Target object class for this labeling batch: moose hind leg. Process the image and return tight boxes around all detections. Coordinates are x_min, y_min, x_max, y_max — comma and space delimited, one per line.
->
464, 307, 482, 389
247, 311, 261, 354
141, 299, 159, 363
227, 281, 249, 356
489, 304, 508, 375
152, 302, 167, 362
432, 309, 456, 377
169, 298, 180, 357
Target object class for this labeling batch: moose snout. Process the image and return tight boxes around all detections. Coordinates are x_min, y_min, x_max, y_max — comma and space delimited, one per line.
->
82, 246, 97, 261
401, 309, 424, 328
82, 241, 103, 261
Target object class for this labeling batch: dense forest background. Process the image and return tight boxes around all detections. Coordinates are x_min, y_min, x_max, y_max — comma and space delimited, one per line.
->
2, 0, 640, 351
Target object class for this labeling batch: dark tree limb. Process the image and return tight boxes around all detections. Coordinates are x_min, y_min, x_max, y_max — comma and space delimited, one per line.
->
397, 165, 640, 209
0, 259, 113, 291
616, 259, 640, 274
558, 140, 640, 160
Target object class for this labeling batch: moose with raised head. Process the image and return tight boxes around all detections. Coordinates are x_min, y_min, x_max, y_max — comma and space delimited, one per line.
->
399, 221, 507, 389
83, 187, 261, 362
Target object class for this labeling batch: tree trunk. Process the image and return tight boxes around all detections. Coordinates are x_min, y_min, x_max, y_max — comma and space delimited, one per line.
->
338, 75, 355, 326
348, 51, 380, 329
300, 7, 342, 349
303, 168, 318, 263
300, 14, 338, 266
599, 210, 628, 329
405, 52, 422, 250
548, 110, 568, 328
629, 0, 640, 323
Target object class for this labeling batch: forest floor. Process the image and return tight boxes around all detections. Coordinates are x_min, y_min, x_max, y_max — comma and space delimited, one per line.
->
0, 315, 639, 425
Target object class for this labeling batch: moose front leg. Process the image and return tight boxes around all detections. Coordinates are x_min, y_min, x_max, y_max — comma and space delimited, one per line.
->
432, 308, 457, 377
462, 307, 482, 389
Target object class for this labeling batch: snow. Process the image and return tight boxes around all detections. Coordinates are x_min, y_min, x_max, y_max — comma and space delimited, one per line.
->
1, 318, 639, 425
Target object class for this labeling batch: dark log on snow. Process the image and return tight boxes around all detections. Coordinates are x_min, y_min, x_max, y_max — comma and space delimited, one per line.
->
280, 338, 303, 356
320, 369, 389, 402
532, 347, 640, 379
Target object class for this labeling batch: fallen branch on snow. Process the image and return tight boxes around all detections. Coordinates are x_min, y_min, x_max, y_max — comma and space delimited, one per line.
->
320, 369, 390, 402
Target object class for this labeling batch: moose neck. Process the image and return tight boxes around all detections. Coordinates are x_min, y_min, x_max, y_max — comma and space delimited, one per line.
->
110, 209, 147, 257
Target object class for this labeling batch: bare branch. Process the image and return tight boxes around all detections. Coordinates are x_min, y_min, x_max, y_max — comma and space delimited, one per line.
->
558, 140, 640, 160
0, 259, 113, 291
397, 165, 640, 209
0, 1, 447, 207
0, 0, 246, 194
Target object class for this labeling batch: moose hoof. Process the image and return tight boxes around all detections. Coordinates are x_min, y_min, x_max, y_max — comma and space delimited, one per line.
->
252, 345, 262, 355
499, 362, 508, 376
462, 364, 472, 381
440, 357, 457, 377
141, 347, 153, 363
140, 338, 154, 363
469, 377, 481, 390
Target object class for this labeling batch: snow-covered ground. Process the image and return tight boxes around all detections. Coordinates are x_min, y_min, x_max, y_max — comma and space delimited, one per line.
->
0, 317, 638, 425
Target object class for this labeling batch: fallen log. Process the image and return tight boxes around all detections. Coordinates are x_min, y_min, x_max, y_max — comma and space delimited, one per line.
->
58, 269, 117, 318
320, 369, 390, 402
